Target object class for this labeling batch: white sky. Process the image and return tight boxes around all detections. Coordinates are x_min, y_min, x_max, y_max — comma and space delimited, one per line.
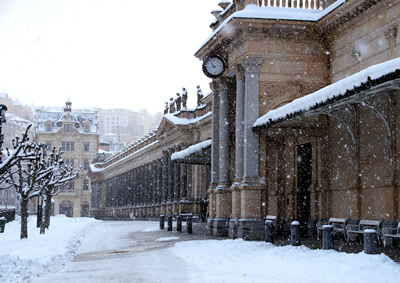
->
0, 0, 218, 114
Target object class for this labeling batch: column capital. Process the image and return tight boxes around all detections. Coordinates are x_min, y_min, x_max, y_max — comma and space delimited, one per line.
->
209, 80, 219, 93
235, 64, 245, 80
241, 58, 263, 74
210, 77, 229, 92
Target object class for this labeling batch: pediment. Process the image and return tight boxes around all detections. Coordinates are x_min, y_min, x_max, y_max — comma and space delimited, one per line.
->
155, 116, 178, 137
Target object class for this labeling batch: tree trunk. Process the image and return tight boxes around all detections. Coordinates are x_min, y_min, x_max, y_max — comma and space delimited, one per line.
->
44, 194, 52, 229
20, 198, 29, 239
40, 196, 46, 234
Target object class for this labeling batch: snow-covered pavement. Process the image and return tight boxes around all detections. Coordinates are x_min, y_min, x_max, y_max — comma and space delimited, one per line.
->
1, 215, 400, 283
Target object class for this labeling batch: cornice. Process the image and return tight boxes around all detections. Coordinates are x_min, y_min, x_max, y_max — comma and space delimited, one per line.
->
318, 0, 381, 32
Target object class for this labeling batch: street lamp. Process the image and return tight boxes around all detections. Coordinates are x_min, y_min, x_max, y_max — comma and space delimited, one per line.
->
0, 104, 7, 164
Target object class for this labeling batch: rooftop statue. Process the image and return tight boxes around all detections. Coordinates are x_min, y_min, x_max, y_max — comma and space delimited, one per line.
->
196, 85, 204, 107
182, 87, 188, 109
169, 97, 176, 113
175, 92, 182, 112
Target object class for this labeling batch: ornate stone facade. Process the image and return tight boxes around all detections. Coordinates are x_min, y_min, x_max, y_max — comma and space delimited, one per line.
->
196, 0, 400, 239
35, 100, 99, 217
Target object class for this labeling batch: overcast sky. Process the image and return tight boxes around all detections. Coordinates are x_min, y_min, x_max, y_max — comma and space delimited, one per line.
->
0, 0, 219, 114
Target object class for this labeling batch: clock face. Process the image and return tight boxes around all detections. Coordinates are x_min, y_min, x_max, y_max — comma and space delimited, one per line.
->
202, 56, 225, 78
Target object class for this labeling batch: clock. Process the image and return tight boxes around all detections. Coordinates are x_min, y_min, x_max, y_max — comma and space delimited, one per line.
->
202, 56, 226, 78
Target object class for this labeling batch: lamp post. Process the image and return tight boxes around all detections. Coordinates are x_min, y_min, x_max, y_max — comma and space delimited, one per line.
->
0, 104, 7, 164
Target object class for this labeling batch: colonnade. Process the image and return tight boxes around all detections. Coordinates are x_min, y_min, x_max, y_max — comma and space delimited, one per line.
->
91, 146, 210, 219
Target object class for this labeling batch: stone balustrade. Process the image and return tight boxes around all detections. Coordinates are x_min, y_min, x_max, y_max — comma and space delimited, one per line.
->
258, 0, 329, 9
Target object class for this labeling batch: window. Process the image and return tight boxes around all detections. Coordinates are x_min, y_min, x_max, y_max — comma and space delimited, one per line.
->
84, 142, 89, 151
64, 124, 72, 132
70, 159, 74, 168
61, 141, 74, 151
46, 123, 52, 132
68, 181, 75, 190
84, 125, 90, 133
83, 180, 89, 190
83, 159, 89, 170
45, 141, 51, 150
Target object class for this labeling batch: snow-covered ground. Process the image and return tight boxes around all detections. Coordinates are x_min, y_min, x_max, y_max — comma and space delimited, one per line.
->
1, 215, 400, 283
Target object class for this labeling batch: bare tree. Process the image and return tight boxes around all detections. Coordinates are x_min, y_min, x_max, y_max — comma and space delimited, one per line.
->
0, 124, 34, 176
3, 136, 47, 239
38, 146, 80, 234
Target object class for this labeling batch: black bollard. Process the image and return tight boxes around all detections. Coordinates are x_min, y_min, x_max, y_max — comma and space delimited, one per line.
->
159, 215, 165, 230
291, 221, 301, 246
187, 216, 193, 234
167, 215, 173, 231
322, 225, 334, 250
265, 220, 273, 243
177, 215, 182, 232
364, 229, 377, 255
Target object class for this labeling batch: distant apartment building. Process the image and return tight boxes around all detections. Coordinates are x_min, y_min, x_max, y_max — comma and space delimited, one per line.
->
97, 108, 160, 148
35, 100, 99, 217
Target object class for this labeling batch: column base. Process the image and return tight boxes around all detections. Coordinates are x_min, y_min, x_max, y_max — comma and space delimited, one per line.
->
229, 218, 239, 239
213, 218, 230, 237
238, 218, 265, 241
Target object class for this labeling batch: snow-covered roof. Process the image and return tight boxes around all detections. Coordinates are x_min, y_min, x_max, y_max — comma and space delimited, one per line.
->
254, 58, 400, 128
164, 112, 212, 126
96, 140, 160, 172
171, 140, 212, 161
197, 1, 346, 53
36, 107, 98, 134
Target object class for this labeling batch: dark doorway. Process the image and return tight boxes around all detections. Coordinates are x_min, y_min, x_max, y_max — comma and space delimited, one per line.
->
59, 200, 73, 217
81, 203, 89, 217
296, 143, 312, 236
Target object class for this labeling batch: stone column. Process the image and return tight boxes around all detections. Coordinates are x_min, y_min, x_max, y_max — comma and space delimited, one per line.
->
179, 163, 189, 213
161, 151, 168, 213
214, 77, 232, 237
151, 161, 157, 216
134, 168, 139, 208
207, 80, 220, 234
180, 163, 188, 201
173, 146, 181, 214
230, 65, 245, 239
238, 57, 265, 240
186, 164, 193, 202
167, 148, 174, 214
138, 166, 143, 216
156, 159, 162, 214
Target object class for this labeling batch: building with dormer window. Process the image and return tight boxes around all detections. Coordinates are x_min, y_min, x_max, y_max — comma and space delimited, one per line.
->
35, 100, 99, 217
